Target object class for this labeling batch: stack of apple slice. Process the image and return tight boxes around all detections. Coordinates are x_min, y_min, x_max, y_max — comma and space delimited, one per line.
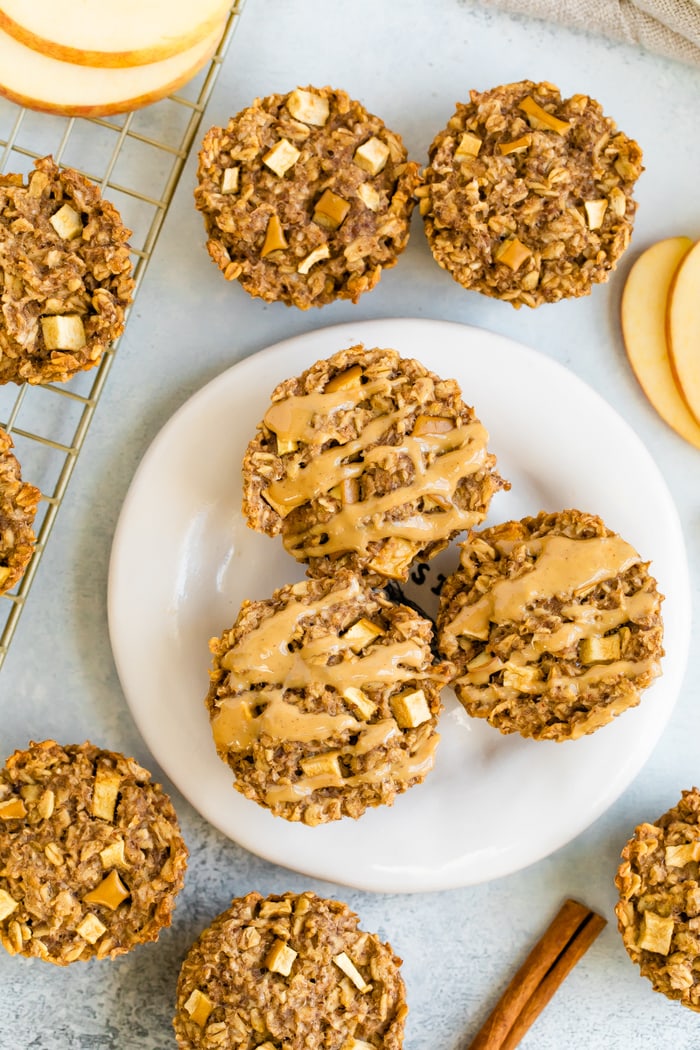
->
0, 0, 230, 116
621, 237, 700, 451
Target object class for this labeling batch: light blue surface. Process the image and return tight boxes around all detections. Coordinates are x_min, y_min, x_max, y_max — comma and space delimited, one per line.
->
1, 2, 699, 1047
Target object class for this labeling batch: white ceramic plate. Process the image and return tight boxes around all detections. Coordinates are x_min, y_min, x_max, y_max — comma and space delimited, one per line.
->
108, 318, 690, 893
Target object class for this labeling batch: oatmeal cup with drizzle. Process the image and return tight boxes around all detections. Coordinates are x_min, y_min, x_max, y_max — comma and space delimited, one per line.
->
242, 344, 508, 583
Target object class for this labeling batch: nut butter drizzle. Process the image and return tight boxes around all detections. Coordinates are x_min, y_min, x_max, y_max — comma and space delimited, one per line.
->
211, 580, 439, 802
262, 373, 491, 557
446, 533, 661, 691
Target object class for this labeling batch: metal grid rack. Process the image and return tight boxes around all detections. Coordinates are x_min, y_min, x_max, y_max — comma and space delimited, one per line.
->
0, 2, 245, 670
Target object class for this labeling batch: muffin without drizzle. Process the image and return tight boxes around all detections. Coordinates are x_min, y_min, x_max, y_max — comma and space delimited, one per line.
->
437, 509, 664, 740
0, 156, 134, 384
616, 788, 700, 1011
195, 85, 419, 308
0, 426, 41, 594
174, 891, 408, 1050
242, 344, 507, 582
205, 570, 447, 825
0, 740, 188, 963
419, 80, 643, 307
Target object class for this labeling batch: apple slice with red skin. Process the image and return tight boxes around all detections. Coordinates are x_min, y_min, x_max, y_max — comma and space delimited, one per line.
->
0, 21, 224, 117
667, 239, 700, 429
621, 236, 700, 451
0, 0, 230, 68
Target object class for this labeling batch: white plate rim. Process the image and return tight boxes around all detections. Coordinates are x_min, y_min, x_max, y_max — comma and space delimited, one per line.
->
108, 317, 690, 893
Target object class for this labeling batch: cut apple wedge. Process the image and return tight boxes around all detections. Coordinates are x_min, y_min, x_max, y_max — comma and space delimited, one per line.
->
0, 0, 230, 68
667, 239, 700, 429
0, 21, 224, 117
621, 236, 700, 451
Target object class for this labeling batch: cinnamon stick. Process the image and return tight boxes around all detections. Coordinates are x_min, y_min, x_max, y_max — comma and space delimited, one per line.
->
467, 898, 606, 1050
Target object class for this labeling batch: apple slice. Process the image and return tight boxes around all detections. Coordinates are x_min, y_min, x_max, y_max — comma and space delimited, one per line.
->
0, 0, 230, 68
667, 239, 700, 428
621, 236, 700, 451
0, 21, 224, 117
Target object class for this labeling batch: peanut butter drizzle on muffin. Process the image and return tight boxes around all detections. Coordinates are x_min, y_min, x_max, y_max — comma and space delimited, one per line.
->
437, 510, 664, 741
449, 533, 661, 694
211, 578, 439, 803
263, 374, 491, 559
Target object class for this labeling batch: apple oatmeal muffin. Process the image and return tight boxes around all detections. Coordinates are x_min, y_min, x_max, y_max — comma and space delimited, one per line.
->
0, 156, 134, 384
0, 426, 41, 594
195, 85, 419, 308
437, 509, 664, 741
174, 891, 408, 1050
616, 788, 700, 1010
242, 344, 508, 582
205, 570, 448, 825
418, 80, 643, 307
0, 740, 188, 964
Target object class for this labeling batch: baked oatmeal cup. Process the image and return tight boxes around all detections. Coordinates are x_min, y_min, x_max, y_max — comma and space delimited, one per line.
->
205, 569, 447, 825
174, 891, 407, 1050
242, 344, 507, 582
0, 740, 188, 963
195, 85, 419, 308
616, 787, 700, 1011
418, 80, 643, 307
437, 508, 664, 740
0, 426, 41, 594
0, 156, 134, 384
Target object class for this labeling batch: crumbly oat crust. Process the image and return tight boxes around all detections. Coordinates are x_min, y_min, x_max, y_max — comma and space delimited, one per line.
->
437, 509, 664, 741
0, 740, 187, 964
419, 80, 643, 308
0, 427, 40, 594
0, 156, 134, 384
616, 788, 700, 1010
174, 891, 407, 1050
206, 570, 447, 825
195, 86, 419, 309
242, 344, 507, 581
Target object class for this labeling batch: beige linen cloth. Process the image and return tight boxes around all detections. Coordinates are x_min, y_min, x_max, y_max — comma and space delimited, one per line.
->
479, 0, 700, 66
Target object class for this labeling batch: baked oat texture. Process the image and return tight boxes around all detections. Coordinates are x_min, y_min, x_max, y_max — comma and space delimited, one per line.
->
174, 891, 408, 1050
616, 788, 700, 1010
195, 85, 419, 308
206, 570, 446, 825
0, 155, 134, 384
437, 508, 664, 741
419, 80, 643, 307
0, 740, 188, 964
0, 426, 41, 594
242, 344, 507, 582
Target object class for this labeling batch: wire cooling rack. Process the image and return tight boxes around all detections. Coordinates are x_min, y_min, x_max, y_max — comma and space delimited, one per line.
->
0, 2, 246, 670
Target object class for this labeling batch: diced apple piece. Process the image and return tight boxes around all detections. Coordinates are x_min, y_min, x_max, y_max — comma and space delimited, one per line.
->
454, 132, 482, 160
297, 244, 330, 275
183, 989, 214, 1027
519, 96, 570, 134
621, 236, 700, 450
637, 910, 674, 955
265, 939, 297, 976
221, 167, 240, 195
354, 137, 390, 176
263, 140, 301, 178
342, 687, 376, 721
342, 618, 385, 652
287, 88, 329, 126
390, 689, 431, 729
0, 0, 230, 68
667, 239, 700, 427
0, 22, 224, 117
49, 203, 83, 240
579, 634, 621, 664
357, 183, 380, 211
325, 365, 363, 392
41, 314, 86, 351
299, 752, 342, 779
313, 190, 350, 231
584, 199, 608, 230
260, 215, 288, 257
494, 237, 531, 272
